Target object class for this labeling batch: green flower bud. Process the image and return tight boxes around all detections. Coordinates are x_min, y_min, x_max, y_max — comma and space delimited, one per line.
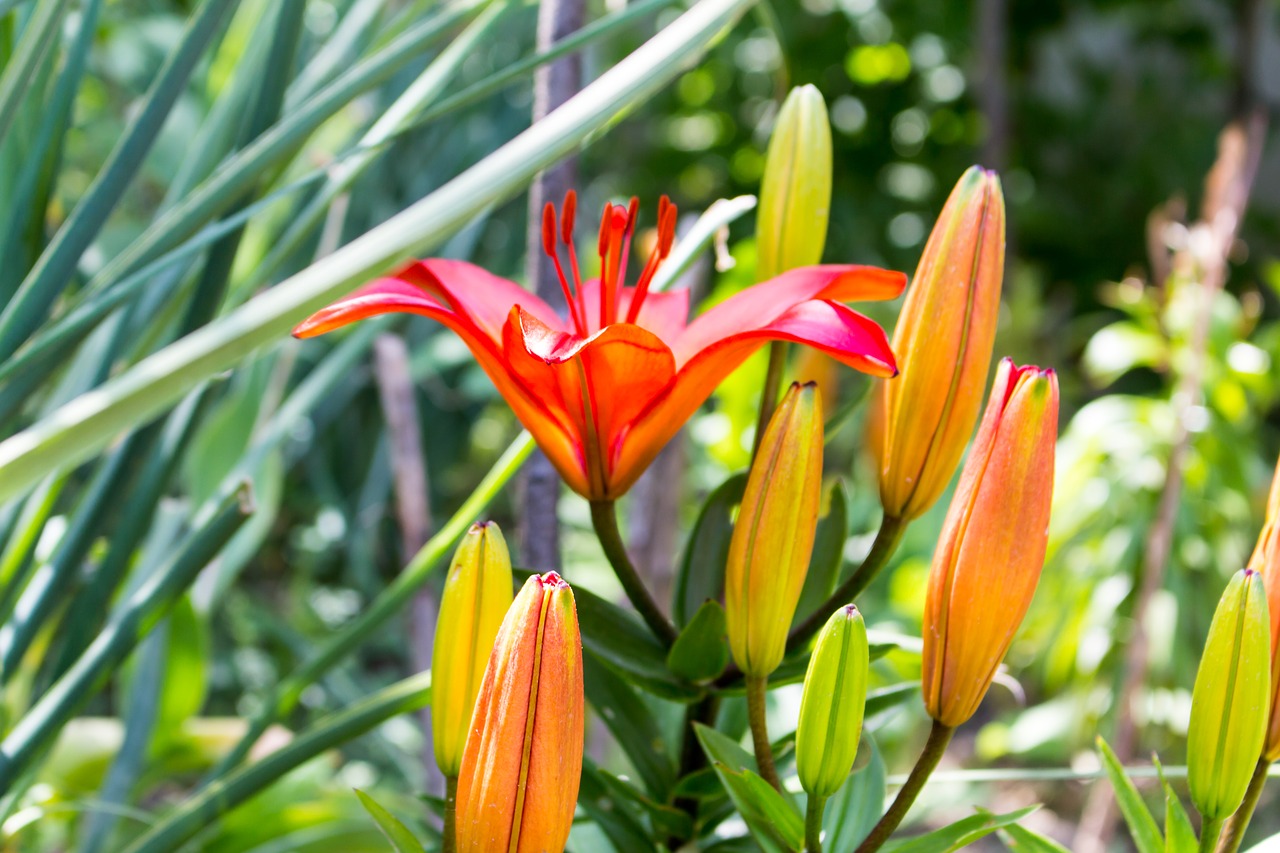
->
796, 604, 869, 799
756, 85, 833, 281
1188, 568, 1271, 821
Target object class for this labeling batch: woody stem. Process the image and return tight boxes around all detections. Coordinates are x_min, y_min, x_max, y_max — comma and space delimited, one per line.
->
854, 721, 954, 853
746, 675, 783, 792
589, 500, 678, 646
753, 342, 788, 457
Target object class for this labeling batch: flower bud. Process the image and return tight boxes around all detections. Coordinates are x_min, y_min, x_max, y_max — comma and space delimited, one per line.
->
726, 382, 823, 678
1188, 569, 1271, 820
1248, 459, 1280, 761
921, 358, 1058, 728
455, 572, 584, 853
756, 85, 833, 281
877, 166, 1005, 521
432, 522, 514, 777
796, 605, 869, 799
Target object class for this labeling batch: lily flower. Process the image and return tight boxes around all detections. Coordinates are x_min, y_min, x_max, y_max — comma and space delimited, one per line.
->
294, 192, 904, 500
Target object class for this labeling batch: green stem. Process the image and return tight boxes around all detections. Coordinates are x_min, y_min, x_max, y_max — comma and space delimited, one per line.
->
1217, 760, 1269, 853
854, 721, 954, 853
443, 775, 459, 853
589, 500, 678, 646
787, 514, 906, 654
752, 341, 788, 457
805, 794, 827, 853
1201, 816, 1225, 853
746, 675, 782, 792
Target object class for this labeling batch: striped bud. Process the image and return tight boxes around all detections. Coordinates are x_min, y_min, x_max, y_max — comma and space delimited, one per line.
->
455, 572, 584, 853
796, 605, 869, 799
921, 359, 1058, 727
756, 85, 833, 281
1188, 569, 1271, 821
726, 382, 824, 678
432, 522, 514, 777
877, 166, 1005, 521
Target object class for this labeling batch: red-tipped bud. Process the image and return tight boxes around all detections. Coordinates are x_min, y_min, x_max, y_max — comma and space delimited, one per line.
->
455, 572, 584, 853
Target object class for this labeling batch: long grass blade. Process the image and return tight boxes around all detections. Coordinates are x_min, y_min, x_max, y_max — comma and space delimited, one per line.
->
0, 0, 75, 145
0, 0, 758, 502
0, 0, 242, 361
0, 486, 251, 795
121, 671, 433, 853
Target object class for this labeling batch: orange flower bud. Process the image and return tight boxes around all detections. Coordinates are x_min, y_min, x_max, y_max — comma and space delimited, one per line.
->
921, 358, 1058, 728
726, 382, 824, 678
432, 522, 514, 777
877, 166, 1005, 521
1249, 458, 1280, 761
455, 572, 584, 853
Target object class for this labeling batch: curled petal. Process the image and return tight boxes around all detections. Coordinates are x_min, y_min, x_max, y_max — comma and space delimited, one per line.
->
609, 299, 896, 494
674, 264, 905, 366
503, 309, 677, 499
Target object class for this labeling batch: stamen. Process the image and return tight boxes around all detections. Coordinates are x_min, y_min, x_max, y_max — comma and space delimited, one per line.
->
561, 190, 587, 330
599, 204, 628, 328
542, 201, 585, 334
560, 190, 577, 244
616, 197, 640, 320
625, 196, 678, 324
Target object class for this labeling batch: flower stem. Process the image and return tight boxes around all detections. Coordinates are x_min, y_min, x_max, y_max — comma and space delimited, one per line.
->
854, 721, 954, 853
1201, 816, 1225, 853
788, 515, 906, 653
443, 775, 458, 853
589, 500, 678, 646
753, 341, 788, 457
746, 675, 782, 792
1217, 760, 1269, 853
805, 794, 827, 852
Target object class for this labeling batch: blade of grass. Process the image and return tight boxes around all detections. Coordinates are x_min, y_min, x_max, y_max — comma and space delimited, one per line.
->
0, 0, 242, 361
235, 0, 512, 298
205, 430, 533, 780
0, 0, 758, 502
80, 0, 489, 301
0, 485, 252, 795
121, 671, 433, 853
0, 0, 75, 146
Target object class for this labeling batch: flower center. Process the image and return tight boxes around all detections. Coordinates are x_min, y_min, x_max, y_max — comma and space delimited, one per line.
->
541, 190, 677, 335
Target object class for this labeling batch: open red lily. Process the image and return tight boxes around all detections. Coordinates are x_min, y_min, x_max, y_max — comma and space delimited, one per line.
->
294, 192, 905, 500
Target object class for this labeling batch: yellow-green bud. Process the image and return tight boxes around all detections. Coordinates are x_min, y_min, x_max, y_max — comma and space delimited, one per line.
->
431, 521, 514, 777
756, 85, 833, 281
725, 382, 824, 678
1188, 568, 1271, 821
796, 605, 869, 799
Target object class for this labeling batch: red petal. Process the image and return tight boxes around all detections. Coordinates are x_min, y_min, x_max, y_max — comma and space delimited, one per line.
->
576, 278, 690, 340
609, 300, 896, 494
674, 264, 904, 367
503, 308, 676, 499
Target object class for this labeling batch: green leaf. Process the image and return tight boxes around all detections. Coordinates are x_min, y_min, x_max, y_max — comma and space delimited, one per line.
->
695, 723, 804, 853
574, 582, 701, 701
1155, 756, 1197, 853
1096, 736, 1163, 853
794, 480, 849, 624
578, 761, 655, 853
582, 652, 677, 797
880, 806, 1040, 853
0, 0, 761, 503
823, 735, 886, 851
998, 823, 1073, 852
673, 473, 745, 626
589, 761, 693, 841
865, 683, 921, 722
667, 599, 730, 682
354, 789, 427, 853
